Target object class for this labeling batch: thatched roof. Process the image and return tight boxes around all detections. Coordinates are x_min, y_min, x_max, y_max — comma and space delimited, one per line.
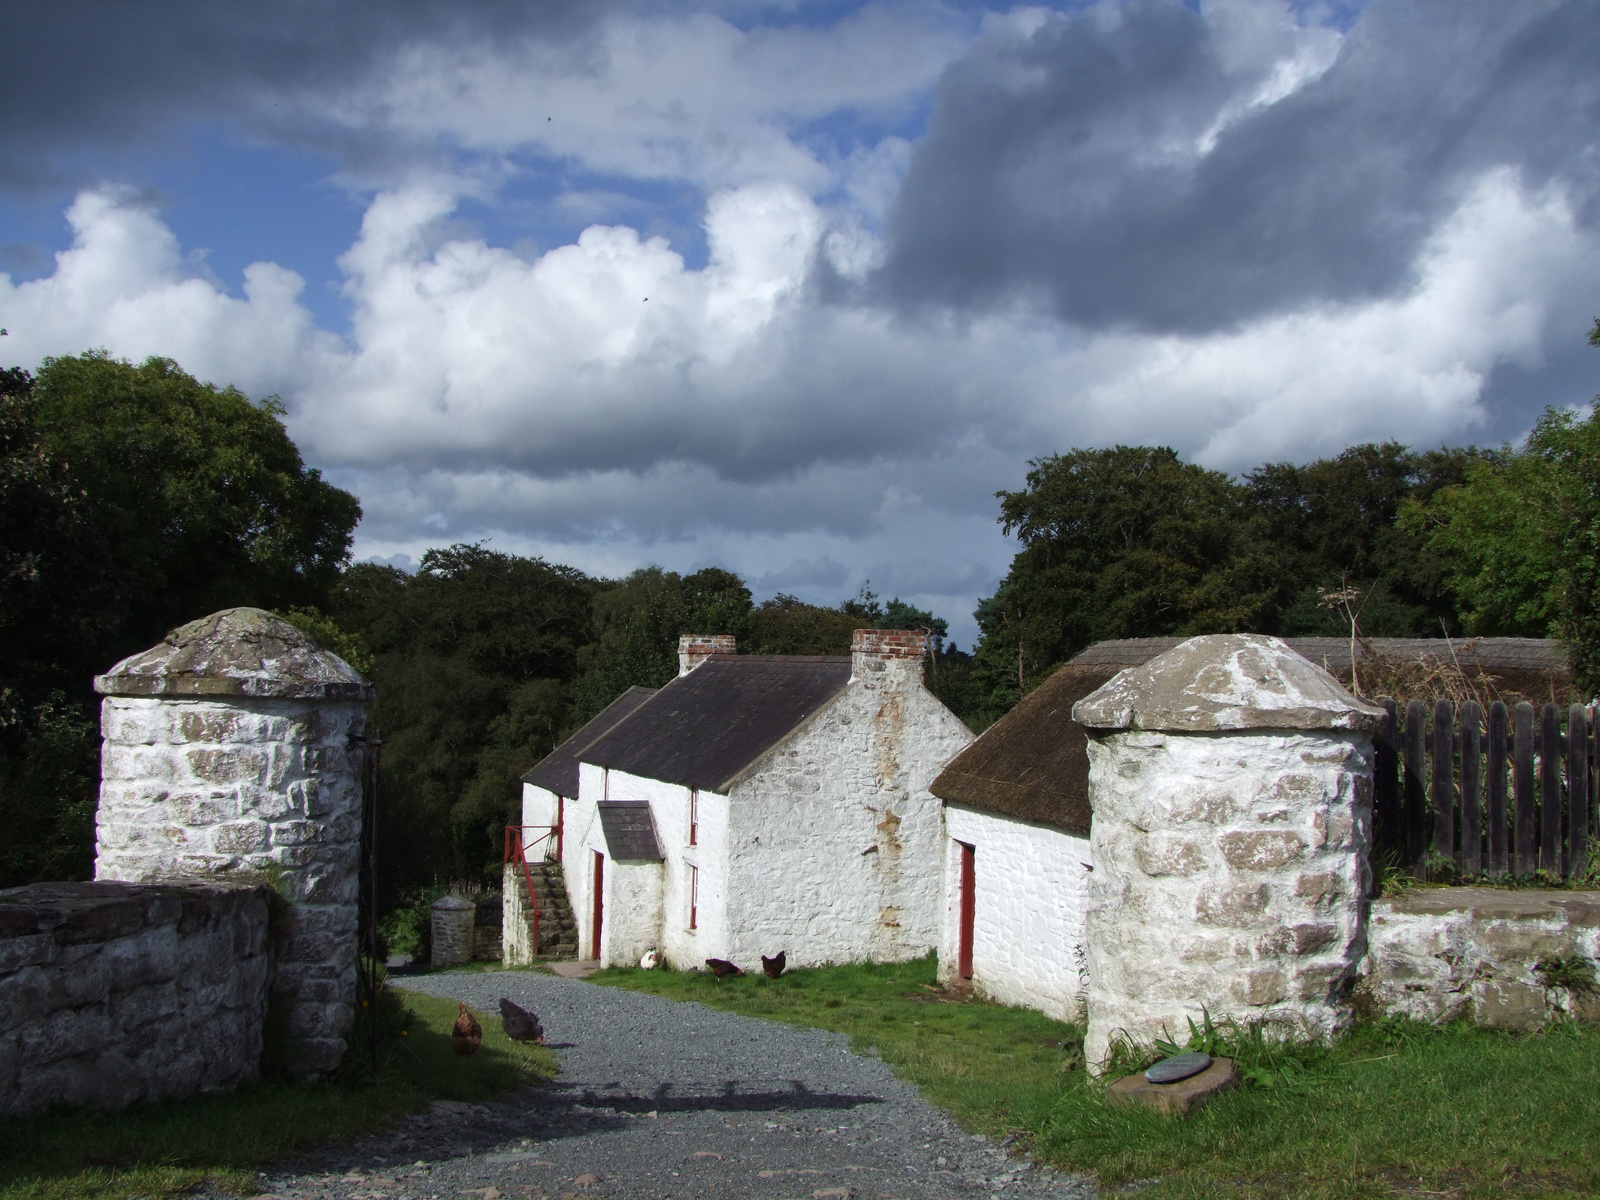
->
928, 663, 1121, 836
932, 634, 1574, 834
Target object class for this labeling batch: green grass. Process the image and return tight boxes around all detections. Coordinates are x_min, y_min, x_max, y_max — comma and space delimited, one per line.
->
0, 989, 556, 1200
593, 957, 1600, 1199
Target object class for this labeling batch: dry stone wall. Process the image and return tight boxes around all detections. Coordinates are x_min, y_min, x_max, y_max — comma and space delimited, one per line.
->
0, 880, 269, 1119
1360, 887, 1600, 1028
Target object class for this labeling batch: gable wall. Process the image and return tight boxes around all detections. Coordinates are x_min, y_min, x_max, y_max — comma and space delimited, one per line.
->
724, 669, 975, 967
520, 782, 561, 831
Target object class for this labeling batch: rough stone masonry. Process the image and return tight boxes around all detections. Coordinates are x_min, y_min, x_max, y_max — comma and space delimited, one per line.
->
94, 608, 374, 1077
1074, 634, 1385, 1070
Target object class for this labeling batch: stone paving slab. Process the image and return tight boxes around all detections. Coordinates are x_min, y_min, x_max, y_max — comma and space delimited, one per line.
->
257, 970, 1097, 1200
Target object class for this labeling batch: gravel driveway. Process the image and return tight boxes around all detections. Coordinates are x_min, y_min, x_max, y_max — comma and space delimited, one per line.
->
259, 970, 1097, 1200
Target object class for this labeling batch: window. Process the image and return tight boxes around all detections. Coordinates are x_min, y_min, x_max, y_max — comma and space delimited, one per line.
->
688, 864, 699, 930
688, 788, 698, 846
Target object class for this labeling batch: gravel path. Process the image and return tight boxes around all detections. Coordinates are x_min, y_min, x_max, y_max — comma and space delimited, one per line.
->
259, 971, 1098, 1200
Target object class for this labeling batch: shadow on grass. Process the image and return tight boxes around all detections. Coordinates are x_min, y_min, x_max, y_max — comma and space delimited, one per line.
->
0, 991, 556, 1200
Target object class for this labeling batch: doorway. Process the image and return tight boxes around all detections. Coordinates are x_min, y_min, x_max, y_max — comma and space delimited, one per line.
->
591, 850, 605, 960
957, 841, 975, 980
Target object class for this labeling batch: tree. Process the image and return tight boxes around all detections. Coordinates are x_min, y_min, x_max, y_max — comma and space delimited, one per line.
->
329, 546, 597, 895
0, 351, 363, 886
970, 446, 1271, 712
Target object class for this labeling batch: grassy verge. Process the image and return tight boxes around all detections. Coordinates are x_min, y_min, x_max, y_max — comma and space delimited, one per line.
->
593, 956, 1600, 1199
0, 990, 555, 1200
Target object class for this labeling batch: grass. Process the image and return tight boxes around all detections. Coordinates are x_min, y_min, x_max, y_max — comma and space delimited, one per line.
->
593, 956, 1600, 1199
0, 989, 556, 1200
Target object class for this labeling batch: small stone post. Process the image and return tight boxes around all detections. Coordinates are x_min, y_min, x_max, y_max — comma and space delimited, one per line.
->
94, 608, 373, 1077
1073, 634, 1383, 1070
431, 895, 474, 966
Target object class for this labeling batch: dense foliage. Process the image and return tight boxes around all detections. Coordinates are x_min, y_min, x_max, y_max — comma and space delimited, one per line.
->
0, 353, 362, 886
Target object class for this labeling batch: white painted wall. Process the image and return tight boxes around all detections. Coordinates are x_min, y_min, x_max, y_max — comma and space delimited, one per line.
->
724, 659, 974, 968
520, 781, 561, 832
939, 804, 1091, 1022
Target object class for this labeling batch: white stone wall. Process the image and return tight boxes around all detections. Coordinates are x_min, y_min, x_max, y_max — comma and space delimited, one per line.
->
1083, 729, 1372, 1069
95, 694, 366, 1077
723, 659, 974, 968
1359, 888, 1600, 1029
939, 804, 1091, 1022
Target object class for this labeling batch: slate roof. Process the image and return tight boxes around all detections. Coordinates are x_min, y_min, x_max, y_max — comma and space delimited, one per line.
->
597, 801, 664, 861
520, 686, 658, 798
928, 663, 1120, 836
581, 655, 853, 793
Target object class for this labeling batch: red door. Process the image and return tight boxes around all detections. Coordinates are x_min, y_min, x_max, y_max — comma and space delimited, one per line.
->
591, 850, 605, 961
958, 841, 975, 981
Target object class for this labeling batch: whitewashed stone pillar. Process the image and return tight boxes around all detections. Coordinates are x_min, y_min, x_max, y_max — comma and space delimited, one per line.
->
1073, 634, 1383, 1071
93, 607, 373, 1078
431, 895, 474, 966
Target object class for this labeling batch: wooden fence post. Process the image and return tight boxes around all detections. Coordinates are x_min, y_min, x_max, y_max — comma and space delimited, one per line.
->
1405, 699, 1429, 879
1376, 699, 1399, 863
1460, 700, 1482, 875
1541, 704, 1562, 873
1567, 703, 1589, 880
1431, 700, 1454, 870
1514, 702, 1536, 876
1488, 701, 1509, 877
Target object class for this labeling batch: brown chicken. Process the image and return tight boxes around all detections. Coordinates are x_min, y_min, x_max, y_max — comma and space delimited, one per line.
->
705, 958, 743, 979
451, 1000, 483, 1055
761, 951, 786, 979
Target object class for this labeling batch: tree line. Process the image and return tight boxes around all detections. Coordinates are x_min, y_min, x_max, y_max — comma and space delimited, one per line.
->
3, 326, 1596, 896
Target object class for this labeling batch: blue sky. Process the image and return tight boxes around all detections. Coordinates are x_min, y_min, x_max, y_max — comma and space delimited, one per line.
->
1, 0, 1595, 646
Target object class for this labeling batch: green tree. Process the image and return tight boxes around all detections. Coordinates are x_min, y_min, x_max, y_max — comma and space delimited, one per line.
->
0, 352, 362, 886
970, 446, 1272, 712
329, 546, 597, 894
746, 593, 859, 654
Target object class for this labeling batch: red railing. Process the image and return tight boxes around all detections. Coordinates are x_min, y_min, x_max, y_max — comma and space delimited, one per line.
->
503, 824, 559, 955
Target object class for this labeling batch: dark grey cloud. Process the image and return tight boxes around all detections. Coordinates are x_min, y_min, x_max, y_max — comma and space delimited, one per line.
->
0, 0, 611, 187
877, 0, 1600, 334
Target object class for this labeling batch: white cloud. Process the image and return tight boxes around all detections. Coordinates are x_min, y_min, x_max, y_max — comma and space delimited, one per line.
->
1, 158, 1594, 645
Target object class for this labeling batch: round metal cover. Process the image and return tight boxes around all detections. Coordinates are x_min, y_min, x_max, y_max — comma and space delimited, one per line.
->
1144, 1051, 1212, 1084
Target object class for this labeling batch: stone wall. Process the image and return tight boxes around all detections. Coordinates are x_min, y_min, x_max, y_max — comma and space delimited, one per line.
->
1075, 635, 1383, 1070
94, 608, 373, 1077
1360, 888, 1600, 1029
0, 880, 270, 1119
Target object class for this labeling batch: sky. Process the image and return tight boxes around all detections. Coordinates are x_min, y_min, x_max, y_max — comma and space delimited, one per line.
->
1, 0, 1596, 647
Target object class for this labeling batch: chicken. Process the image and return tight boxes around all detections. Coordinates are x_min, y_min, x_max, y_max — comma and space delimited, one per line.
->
705, 958, 743, 979
761, 951, 786, 979
498, 997, 544, 1044
451, 1000, 483, 1055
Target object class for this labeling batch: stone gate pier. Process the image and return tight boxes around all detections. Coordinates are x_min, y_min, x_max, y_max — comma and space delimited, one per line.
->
1073, 634, 1384, 1070
94, 608, 374, 1077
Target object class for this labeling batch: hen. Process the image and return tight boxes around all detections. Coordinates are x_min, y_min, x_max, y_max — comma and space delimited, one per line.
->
761, 951, 786, 979
498, 997, 545, 1044
705, 958, 743, 979
451, 1000, 483, 1056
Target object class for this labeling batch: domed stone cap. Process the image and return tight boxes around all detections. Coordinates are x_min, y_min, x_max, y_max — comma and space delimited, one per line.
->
95, 607, 374, 701
1071, 633, 1385, 733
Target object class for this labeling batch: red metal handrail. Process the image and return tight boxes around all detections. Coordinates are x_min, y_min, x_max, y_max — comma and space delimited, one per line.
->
504, 824, 558, 956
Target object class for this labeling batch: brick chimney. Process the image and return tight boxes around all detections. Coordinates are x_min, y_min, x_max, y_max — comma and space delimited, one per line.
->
679, 634, 737, 676
851, 629, 928, 685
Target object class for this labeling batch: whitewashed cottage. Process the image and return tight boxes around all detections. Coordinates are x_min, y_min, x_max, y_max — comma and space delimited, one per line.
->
553, 631, 975, 970
928, 661, 1123, 1021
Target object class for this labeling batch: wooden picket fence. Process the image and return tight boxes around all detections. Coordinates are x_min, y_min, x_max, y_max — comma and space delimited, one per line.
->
1373, 699, 1598, 880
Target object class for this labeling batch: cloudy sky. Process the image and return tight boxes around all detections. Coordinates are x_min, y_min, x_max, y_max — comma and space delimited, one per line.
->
1, 0, 1596, 644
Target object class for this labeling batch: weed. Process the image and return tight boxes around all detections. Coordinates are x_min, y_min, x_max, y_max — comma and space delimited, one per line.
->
1534, 954, 1597, 997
